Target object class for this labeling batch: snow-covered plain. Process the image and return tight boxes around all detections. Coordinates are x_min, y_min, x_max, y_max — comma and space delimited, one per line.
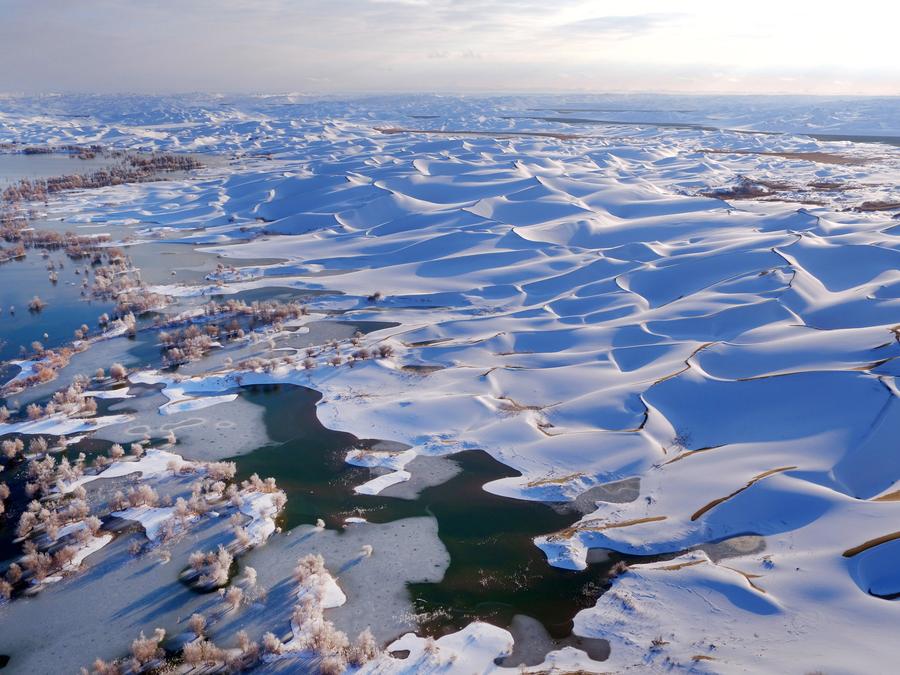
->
1, 94, 899, 673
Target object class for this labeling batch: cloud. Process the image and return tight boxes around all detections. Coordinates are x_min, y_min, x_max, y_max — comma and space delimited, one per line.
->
555, 13, 686, 38
0, 1, 896, 94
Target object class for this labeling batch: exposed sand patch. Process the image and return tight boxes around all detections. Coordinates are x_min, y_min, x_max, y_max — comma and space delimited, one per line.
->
690, 466, 797, 521
843, 531, 900, 558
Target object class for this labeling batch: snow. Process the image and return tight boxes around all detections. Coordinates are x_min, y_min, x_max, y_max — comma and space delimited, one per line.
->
39, 534, 114, 586
345, 448, 417, 471
62, 448, 191, 493
353, 470, 411, 496
113, 505, 183, 541
2, 94, 899, 672
0, 413, 133, 437
2, 359, 38, 388
294, 571, 347, 610
286, 567, 348, 644
238, 490, 282, 545
352, 621, 608, 674
82, 388, 133, 399
159, 392, 238, 415
381, 622, 513, 672
572, 549, 900, 674
69, 534, 113, 568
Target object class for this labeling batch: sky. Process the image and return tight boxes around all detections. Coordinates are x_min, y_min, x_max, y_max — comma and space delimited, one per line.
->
0, 0, 897, 95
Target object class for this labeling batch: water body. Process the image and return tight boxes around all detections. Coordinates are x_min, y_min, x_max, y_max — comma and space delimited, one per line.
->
0, 158, 209, 366
0, 152, 642, 661
0, 231, 314, 393
806, 132, 900, 147
0, 378, 651, 647
0, 244, 276, 385
0, 249, 117, 364
0, 152, 116, 185
507, 114, 732, 134
127, 242, 286, 286
232, 384, 663, 642
0, 428, 117, 565
512, 114, 900, 147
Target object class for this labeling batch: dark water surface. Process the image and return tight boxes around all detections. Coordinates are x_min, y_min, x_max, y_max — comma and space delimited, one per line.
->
0, 147, 647, 654
0, 249, 117, 363
0, 152, 116, 185
232, 384, 662, 641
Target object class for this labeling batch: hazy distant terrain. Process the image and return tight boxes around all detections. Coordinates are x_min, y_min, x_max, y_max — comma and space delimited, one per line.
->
0, 94, 898, 674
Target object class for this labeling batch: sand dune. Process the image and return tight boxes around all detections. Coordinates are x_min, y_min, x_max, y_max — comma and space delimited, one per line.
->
1, 94, 898, 673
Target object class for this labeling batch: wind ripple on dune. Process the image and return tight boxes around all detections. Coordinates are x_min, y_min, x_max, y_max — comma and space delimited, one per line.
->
4, 95, 899, 673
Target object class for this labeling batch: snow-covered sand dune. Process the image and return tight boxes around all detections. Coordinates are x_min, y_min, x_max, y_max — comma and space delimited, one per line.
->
1, 94, 898, 673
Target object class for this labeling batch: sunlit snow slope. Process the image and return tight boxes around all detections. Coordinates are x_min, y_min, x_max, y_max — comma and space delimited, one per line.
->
2, 94, 898, 674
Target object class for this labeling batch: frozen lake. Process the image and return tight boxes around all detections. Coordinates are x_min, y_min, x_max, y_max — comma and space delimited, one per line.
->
0, 94, 898, 674
0, 151, 115, 185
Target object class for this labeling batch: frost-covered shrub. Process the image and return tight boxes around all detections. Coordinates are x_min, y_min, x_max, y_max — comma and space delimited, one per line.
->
272, 491, 287, 511
181, 640, 203, 668
187, 544, 233, 588
173, 497, 191, 523
348, 628, 380, 666
52, 545, 77, 569
608, 560, 629, 578
241, 565, 257, 588
126, 484, 159, 508
85, 516, 103, 535
225, 585, 244, 609
6, 563, 22, 584
292, 593, 324, 630
2, 438, 24, 459
183, 638, 224, 667
87, 657, 122, 675
28, 436, 48, 454
294, 553, 326, 584
296, 619, 349, 663
319, 654, 348, 675
234, 526, 252, 548
206, 461, 237, 481
187, 491, 210, 515
188, 612, 206, 637
16, 511, 37, 538
130, 628, 165, 665
21, 546, 53, 580
235, 629, 260, 665
262, 632, 283, 654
